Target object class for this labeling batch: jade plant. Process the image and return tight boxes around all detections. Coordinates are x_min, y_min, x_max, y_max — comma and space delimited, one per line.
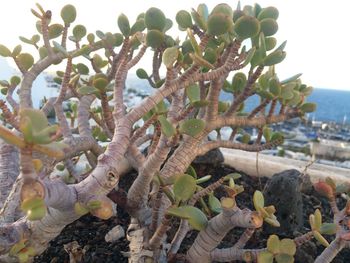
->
0, 2, 343, 263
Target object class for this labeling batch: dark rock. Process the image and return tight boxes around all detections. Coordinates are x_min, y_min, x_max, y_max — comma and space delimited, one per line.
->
295, 240, 317, 263
263, 169, 304, 235
193, 148, 224, 166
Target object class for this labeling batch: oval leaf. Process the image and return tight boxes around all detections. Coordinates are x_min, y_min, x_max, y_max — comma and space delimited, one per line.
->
174, 174, 197, 202
179, 119, 205, 137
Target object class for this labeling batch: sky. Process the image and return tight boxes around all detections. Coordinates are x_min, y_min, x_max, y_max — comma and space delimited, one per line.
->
0, 0, 349, 90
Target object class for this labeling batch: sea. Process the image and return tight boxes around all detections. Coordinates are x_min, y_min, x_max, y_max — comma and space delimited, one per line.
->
0, 71, 349, 124
217, 88, 350, 124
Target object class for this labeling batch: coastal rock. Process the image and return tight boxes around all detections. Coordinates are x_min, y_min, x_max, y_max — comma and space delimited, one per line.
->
193, 148, 224, 166
105, 225, 125, 243
263, 169, 303, 235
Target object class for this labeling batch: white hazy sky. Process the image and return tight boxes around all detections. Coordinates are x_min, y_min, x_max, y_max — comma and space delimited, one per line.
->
0, 0, 349, 90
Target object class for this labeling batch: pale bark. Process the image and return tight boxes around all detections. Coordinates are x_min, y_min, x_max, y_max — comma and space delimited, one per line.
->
314, 238, 346, 263
0, 140, 20, 223
186, 207, 262, 263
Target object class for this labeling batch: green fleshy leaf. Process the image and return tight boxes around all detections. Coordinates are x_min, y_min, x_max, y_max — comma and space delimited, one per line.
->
118, 13, 131, 37
186, 165, 197, 179
0, 44, 12, 57
76, 63, 89, 75
267, 234, 280, 254
186, 84, 200, 102
17, 53, 34, 71
93, 78, 108, 91
275, 254, 294, 263
258, 7, 279, 21
145, 7, 166, 31
130, 19, 146, 34
78, 86, 99, 95
10, 76, 21, 86
232, 72, 247, 93
20, 108, 48, 132
61, 4, 77, 25
300, 102, 316, 113
269, 77, 281, 96
263, 50, 286, 66
320, 223, 337, 235
162, 47, 179, 68
207, 13, 233, 36
174, 174, 197, 202
234, 16, 260, 40
146, 30, 164, 48
281, 73, 302, 85
257, 251, 274, 263
196, 175, 211, 184
73, 25, 87, 41
260, 18, 278, 36
52, 41, 68, 56
208, 194, 222, 214
32, 125, 58, 145
280, 238, 296, 256
158, 115, 175, 137
136, 68, 148, 79
48, 24, 64, 39
166, 206, 208, 231
191, 8, 207, 31
253, 190, 265, 210
12, 45, 22, 57
179, 119, 205, 137
39, 47, 48, 59
1, 88, 8, 95
176, 10, 193, 29
263, 126, 272, 142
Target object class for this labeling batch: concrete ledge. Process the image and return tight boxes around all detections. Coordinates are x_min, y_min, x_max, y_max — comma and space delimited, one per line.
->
221, 148, 350, 184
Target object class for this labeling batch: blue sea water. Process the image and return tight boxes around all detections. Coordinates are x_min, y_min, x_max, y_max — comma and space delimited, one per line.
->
219, 88, 350, 124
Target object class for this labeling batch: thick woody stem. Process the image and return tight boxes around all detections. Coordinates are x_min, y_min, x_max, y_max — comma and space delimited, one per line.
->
61, 25, 69, 49
100, 91, 115, 134
233, 228, 255, 249
225, 65, 264, 116
168, 219, 190, 259
19, 42, 103, 109
0, 140, 20, 222
113, 44, 130, 122
150, 191, 163, 232
268, 99, 277, 117
130, 115, 157, 143
148, 123, 161, 156
186, 207, 262, 263
42, 11, 54, 57
152, 50, 161, 83
127, 45, 147, 69
210, 247, 264, 262
167, 176, 229, 255
125, 42, 244, 126
205, 78, 223, 121
174, 106, 194, 122
189, 177, 226, 206
212, 111, 301, 130
107, 39, 130, 81
0, 100, 19, 129
148, 214, 171, 249
315, 238, 345, 263
53, 57, 73, 139
248, 99, 269, 119
294, 231, 313, 247
197, 138, 283, 156
127, 135, 170, 222
329, 198, 340, 215
5, 83, 19, 113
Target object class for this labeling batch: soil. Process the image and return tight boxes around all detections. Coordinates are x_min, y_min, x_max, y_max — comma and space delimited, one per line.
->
34, 163, 350, 263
